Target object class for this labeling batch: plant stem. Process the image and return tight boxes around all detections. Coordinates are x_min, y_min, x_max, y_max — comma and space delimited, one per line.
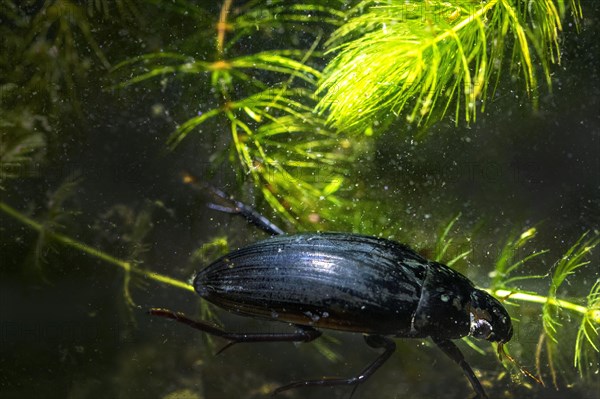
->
489, 289, 588, 315
431, 0, 498, 46
217, 0, 233, 56
0, 201, 194, 293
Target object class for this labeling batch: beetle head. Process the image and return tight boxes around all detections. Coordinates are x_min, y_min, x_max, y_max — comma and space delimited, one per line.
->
468, 289, 513, 343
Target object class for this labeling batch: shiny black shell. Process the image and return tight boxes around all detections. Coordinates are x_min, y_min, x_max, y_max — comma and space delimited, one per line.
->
194, 233, 475, 338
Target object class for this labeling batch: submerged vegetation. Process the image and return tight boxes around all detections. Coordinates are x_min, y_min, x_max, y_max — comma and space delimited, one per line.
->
110, 0, 356, 227
1, 1, 598, 398
317, 0, 582, 132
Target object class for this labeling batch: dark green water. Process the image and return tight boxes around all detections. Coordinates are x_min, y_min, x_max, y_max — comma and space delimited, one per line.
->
0, 2, 598, 399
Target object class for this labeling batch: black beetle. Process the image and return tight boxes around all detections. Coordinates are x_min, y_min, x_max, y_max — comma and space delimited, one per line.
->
152, 180, 512, 399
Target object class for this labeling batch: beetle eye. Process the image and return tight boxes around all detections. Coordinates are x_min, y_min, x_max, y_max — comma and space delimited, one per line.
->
471, 319, 493, 340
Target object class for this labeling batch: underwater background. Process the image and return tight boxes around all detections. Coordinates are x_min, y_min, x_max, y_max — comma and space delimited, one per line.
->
0, 1, 599, 398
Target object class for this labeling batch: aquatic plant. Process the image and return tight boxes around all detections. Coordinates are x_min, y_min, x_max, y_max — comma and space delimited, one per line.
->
0, 0, 134, 189
0, 0, 596, 397
316, 0, 583, 133
435, 221, 599, 387
111, 0, 355, 228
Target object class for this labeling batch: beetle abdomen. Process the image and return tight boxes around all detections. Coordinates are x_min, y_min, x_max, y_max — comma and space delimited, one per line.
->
194, 233, 429, 334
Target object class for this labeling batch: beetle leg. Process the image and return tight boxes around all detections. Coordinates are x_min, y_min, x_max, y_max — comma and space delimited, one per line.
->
431, 337, 489, 399
182, 171, 284, 235
272, 334, 395, 397
149, 309, 320, 354
208, 195, 285, 236
214, 324, 321, 355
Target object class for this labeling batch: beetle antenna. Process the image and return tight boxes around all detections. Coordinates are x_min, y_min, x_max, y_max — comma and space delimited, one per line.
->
497, 343, 543, 386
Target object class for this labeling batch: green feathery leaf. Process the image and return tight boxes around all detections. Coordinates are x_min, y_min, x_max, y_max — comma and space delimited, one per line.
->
574, 279, 600, 377
316, 0, 581, 133
29, 175, 82, 280
434, 213, 467, 264
543, 233, 599, 344
491, 227, 547, 290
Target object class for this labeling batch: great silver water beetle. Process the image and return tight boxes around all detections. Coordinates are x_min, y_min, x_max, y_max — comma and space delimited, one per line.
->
152, 180, 513, 399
